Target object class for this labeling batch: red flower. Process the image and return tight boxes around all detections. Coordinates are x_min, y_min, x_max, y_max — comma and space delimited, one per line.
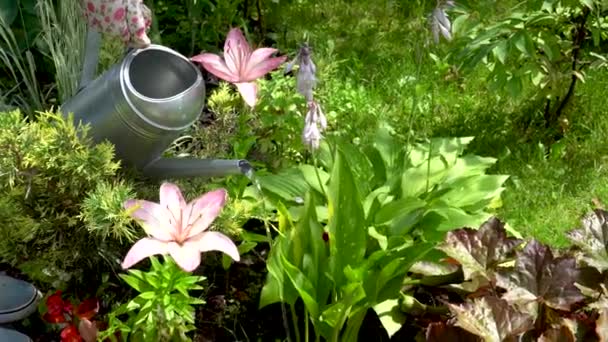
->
60, 325, 83, 342
74, 298, 99, 320
43, 291, 99, 342
43, 291, 71, 323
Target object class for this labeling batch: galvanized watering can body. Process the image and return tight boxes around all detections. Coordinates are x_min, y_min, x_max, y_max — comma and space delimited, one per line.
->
61, 43, 250, 179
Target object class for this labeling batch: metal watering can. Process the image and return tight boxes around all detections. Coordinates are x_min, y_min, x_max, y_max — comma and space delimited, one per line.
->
60, 30, 251, 179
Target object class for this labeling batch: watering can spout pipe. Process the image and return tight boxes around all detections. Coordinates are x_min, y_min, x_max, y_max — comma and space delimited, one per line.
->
142, 158, 253, 179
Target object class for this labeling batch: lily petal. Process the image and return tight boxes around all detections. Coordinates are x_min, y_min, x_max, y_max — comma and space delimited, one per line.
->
121, 238, 169, 269
159, 183, 187, 235
243, 51, 287, 81
184, 188, 228, 238
168, 241, 201, 272
235, 82, 258, 107
124, 199, 173, 241
190, 231, 240, 262
224, 37, 250, 79
78, 319, 98, 342
191, 53, 239, 83
225, 28, 252, 57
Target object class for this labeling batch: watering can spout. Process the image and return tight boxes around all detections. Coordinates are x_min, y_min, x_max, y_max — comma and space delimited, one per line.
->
142, 158, 253, 179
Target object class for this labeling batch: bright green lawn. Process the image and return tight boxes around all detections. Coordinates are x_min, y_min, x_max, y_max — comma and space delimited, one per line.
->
275, 0, 608, 246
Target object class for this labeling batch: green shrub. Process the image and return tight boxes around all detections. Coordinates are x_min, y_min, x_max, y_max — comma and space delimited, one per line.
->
0, 110, 137, 288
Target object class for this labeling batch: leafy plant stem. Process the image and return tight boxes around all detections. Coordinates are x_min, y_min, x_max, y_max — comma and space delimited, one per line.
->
550, 6, 590, 127
425, 138, 433, 193
304, 307, 309, 342
312, 154, 327, 198
290, 303, 301, 342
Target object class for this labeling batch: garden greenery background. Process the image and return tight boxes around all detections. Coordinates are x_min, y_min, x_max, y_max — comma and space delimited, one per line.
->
2, 0, 608, 340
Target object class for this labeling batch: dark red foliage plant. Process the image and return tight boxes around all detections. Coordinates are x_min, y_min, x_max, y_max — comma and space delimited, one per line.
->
396, 213, 608, 341
42, 290, 99, 342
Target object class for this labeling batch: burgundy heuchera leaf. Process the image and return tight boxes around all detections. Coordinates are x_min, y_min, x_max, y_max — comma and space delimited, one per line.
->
437, 217, 523, 282
448, 296, 534, 341
426, 321, 481, 342
496, 240, 584, 311
567, 209, 608, 272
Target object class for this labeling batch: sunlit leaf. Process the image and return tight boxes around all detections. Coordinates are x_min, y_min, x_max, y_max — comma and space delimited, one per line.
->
327, 148, 366, 287
567, 209, 608, 272
597, 309, 608, 342
448, 296, 534, 340
373, 299, 406, 337
437, 217, 523, 282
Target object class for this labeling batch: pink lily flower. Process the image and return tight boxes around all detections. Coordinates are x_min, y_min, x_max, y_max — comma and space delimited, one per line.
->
191, 28, 287, 107
121, 183, 240, 272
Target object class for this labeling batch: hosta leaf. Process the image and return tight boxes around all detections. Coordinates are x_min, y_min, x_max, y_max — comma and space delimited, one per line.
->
426, 322, 481, 342
373, 299, 406, 338
437, 218, 523, 282
448, 296, 533, 341
567, 209, 608, 272
496, 240, 583, 311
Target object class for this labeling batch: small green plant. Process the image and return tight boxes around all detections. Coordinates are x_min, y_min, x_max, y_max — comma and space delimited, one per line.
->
99, 182, 240, 341
98, 256, 206, 341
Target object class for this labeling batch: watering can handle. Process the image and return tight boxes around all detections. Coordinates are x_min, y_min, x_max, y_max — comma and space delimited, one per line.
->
78, 27, 133, 92
78, 27, 102, 91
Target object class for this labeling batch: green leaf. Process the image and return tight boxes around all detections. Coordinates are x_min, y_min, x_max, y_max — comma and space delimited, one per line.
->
368, 226, 388, 251
374, 197, 427, 226
373, 299, 407, 337
513, 31, 535, 57
259, 237, 299, 308
319, 282, 366, 335
137, 291, 156, 300
401, 157, 450, 197
120, 273, 147, 292
280, 252, 320, 317
492, 40, 509, 64
439, 175, 508, 208
327, 148, 367, 286
299, 164, 329, 195
0, 0, 18, 26
506, 74, 523, 97
257, 168, 310, 203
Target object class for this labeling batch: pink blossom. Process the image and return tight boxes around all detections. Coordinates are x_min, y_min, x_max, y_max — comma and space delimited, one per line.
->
191, 28, 287, 107
122, 183, 240, 272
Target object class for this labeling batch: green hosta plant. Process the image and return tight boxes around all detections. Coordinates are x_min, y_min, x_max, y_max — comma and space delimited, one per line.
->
452, 0, 608, 127
255, 123, 509, 339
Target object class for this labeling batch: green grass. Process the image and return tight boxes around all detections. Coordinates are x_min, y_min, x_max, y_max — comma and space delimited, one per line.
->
273, 0, 608, 246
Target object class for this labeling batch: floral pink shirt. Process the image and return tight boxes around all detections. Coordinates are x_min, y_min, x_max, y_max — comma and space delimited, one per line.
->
83, 0, 152, 48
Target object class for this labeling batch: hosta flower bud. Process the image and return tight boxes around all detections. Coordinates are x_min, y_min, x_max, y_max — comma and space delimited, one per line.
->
296, 44, 317, 102
431, 7, 452, 44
